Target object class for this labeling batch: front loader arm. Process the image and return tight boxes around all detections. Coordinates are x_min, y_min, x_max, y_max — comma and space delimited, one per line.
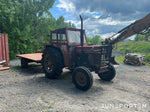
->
104, 13, 150, 45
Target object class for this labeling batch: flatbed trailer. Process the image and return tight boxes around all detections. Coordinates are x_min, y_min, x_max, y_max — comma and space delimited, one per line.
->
16, 53, 42, 68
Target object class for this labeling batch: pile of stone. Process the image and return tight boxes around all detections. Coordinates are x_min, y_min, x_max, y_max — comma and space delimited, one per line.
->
123, 53, 145, 66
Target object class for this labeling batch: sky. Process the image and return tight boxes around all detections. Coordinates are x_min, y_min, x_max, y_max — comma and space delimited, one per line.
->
50, 0, 150, 38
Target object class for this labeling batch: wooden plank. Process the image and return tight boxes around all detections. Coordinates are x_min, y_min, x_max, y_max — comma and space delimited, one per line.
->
0, 67, 10, 71
1, 34, 6, 61
4, 34, 9, 66
0, 34, 2, 62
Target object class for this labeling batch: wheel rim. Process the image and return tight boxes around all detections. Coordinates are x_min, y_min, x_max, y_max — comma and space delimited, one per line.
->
44, 55, 53, 73
99, 65, 114, 80
75, 72, 87, 86
102, 69, 111, 78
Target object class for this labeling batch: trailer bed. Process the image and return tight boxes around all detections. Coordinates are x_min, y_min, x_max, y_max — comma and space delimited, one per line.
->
17, 53, 42, 62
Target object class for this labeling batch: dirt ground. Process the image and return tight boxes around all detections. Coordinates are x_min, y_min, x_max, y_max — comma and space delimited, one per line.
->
0, 60, 150, 112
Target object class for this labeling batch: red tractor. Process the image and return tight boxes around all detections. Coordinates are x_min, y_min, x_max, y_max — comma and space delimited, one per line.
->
42, 16, 116, 91
42, 13, 150, 90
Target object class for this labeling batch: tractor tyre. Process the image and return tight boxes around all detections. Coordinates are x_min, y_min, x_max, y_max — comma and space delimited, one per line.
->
21, 58, 28, 68
98, 64, 116, 81
42, 47, 63, 79
72, 66, 93, 91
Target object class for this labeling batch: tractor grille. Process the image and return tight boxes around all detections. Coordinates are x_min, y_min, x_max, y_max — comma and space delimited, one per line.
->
88, 45, 112, 67
100, 45, 112, 61
95, 54, 101, 66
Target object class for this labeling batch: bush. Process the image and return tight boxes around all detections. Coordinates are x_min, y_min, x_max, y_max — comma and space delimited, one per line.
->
145, 54, 150, 62
115, 56, 124, 63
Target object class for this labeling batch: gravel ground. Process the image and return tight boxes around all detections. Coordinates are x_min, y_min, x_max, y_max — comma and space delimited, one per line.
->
0, 60, 150, 112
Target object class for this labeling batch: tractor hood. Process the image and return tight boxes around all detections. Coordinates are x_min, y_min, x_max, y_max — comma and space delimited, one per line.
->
76, 45, 104, 53
75, 45, 118, 65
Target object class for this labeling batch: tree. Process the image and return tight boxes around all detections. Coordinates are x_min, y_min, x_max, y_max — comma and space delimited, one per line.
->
134, 28, 150, 41
91, 35, 103, 45
86, 37, 92, 44
0, 0, 76, 59
134, 34, 146, 41
0, 0, 15, 33
67, 21, 76, 28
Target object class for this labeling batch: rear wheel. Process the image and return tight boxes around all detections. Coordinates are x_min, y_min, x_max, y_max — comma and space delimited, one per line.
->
72, 66, 93, 91
42, 47, 63, 79
98, 64, 116, 81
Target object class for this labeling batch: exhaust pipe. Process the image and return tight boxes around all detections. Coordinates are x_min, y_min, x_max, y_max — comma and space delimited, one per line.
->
80, 15, 84, 48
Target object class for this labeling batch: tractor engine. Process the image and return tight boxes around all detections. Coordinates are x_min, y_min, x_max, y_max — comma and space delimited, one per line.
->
75, 45, 113, 73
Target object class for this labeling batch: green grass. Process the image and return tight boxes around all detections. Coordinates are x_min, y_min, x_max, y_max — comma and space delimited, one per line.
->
114, 41, 150, 64
115, 56, 124, 63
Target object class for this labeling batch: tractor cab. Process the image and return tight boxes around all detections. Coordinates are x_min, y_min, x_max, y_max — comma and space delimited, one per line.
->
50, 28, 88, 46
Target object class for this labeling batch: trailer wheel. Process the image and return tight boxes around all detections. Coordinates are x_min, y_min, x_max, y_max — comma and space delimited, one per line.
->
72, 66, 93, 91
21, 58, 28, 68
98, 64, 116, 81
42, 47, 63, 79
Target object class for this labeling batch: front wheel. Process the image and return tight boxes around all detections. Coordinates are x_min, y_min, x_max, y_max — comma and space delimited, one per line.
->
72, 66, 93, 91
98, 64, 116, 81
